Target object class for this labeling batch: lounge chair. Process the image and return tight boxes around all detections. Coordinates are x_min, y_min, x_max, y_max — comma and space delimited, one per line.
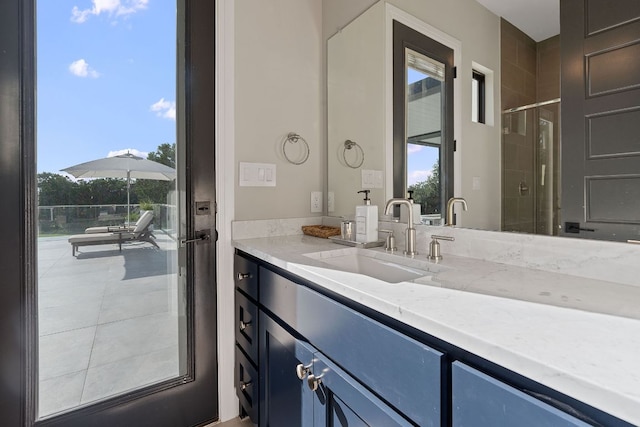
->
84, 210, 153, 234
68, 211, 159, 256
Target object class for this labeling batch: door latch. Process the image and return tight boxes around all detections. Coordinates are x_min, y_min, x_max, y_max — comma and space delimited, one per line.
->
180, 230, 211, 246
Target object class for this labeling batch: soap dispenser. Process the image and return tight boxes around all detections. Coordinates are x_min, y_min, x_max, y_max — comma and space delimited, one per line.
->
401, 190, 422, 225
355, 190, 378, 243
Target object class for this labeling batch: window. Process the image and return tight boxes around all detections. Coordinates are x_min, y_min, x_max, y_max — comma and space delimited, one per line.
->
472, 70, 486, 124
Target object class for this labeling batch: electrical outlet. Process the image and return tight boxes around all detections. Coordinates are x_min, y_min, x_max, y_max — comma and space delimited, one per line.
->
327, 191, 335, 212
311, 191, 322, 213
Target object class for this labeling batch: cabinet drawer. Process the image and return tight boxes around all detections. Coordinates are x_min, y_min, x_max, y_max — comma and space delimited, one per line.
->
235, 345, 259, 424
235, 253, 258, 300
236, 290, 258, 362
260, 267, 443, 427
452, 362, 590, 426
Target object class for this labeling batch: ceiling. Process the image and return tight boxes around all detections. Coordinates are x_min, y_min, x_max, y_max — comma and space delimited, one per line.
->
475, 0, 560, 42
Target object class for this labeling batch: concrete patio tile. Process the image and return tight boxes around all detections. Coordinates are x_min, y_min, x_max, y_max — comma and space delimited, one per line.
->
39, 370, 86, 418
39, 282, 106, 309
39, 326, 96, 380
38, 300, 103, 337
81, 345, 179, 405
97, 288, 171, 324
89, 312, 179, 368
103, 275, 173, 297
36, 233, 180, 414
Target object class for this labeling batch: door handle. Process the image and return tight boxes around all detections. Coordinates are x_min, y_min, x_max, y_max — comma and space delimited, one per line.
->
180, 230, 210, 247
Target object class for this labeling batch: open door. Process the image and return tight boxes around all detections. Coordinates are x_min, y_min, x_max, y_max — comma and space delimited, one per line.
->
0, 0, 218, 425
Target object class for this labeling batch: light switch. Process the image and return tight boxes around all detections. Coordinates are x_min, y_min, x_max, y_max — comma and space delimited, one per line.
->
239, 162, 277, 187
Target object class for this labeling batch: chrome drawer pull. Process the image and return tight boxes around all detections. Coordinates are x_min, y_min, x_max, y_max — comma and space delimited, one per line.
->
237, 272, 251, 281
239, 320, 252, 331
296, 363, 311, 380
240, 381, 252, 391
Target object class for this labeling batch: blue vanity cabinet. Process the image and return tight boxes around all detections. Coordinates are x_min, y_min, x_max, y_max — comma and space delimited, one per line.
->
259, 266, 443, 426
259, 302, 413, 427
310, 353, 413, 427
452, 362, 591, 427
234, 253, 260, 424
258, 311, 315, 427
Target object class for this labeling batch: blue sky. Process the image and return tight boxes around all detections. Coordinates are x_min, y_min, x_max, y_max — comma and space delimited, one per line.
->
407, 69, 439, 186
37, 0, 176, 174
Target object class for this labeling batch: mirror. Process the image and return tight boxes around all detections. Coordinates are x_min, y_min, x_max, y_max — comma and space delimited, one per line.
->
326, 0, 637, 242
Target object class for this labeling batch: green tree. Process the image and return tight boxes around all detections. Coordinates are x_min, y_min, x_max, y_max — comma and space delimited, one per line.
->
37, 173, 77, 206
133, 143, 176, 204
408, 160, 441, 214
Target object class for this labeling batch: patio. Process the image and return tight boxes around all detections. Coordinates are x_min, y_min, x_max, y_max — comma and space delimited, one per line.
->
37, 232, 180, 417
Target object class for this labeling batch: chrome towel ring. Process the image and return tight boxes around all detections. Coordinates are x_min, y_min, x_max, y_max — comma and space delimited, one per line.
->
282, 132, 310, 165
343, 140, 364, 169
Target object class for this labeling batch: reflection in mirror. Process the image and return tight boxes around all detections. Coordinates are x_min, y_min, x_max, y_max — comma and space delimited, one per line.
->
502, 101, 560, 235
393, 19, 454, 224
326, 0, 640, 242
405, 49, 444, 224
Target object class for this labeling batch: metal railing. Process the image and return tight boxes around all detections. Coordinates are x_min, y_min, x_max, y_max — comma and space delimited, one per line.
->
38, 204, 176, 235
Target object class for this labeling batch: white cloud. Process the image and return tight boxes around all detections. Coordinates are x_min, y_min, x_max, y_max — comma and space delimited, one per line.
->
150, 98, 176, 121
408, 170, 433, 186
407, 145, 424, 154
108, 148, 149, 158
69, 59, 100, 78
71, 0, 149, 23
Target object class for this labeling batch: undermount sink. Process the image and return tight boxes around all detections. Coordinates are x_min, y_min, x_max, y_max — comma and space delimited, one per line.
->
303, 247, 443, 284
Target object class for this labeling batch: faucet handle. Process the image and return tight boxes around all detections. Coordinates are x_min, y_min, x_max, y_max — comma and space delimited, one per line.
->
380, 229, 397, 252
427, 235, 455, 262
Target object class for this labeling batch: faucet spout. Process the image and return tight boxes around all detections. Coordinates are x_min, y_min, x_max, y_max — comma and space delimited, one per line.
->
384, 198, 417, 256
446, 197, 468, 226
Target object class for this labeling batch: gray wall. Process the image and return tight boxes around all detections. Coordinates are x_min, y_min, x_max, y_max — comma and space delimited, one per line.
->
234, 0, 323, 220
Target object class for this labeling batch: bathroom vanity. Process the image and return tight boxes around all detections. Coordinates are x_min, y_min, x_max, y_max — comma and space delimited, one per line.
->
232, 229, 640, 427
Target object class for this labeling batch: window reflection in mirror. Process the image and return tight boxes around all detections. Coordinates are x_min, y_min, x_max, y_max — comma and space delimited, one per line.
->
405, 49, 445, 224
405, 48, 445, 225
393, 20, 453, 225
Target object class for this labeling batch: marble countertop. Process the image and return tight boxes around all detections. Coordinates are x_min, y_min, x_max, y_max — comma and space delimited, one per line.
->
233, 234, 640, 425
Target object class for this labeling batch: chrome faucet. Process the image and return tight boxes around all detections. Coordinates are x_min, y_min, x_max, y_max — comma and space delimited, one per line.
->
384, 198, 417, 256
446, 197, 468, 226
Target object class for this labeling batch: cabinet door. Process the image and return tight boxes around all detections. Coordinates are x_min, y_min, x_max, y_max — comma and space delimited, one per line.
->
452, 362, 590, 427
311, 354, 412, 427
259, 311, 315, 427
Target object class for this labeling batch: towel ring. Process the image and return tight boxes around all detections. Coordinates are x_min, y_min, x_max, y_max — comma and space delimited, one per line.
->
282, 132, 310, 165
343, 140, 364, 169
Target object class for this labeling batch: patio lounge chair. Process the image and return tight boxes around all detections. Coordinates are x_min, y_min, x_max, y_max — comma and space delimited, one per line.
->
84, 210, 153, 234
68, 211, 159, 256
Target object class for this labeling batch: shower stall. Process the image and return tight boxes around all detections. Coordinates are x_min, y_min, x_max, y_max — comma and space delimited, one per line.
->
502, 99, 560, 236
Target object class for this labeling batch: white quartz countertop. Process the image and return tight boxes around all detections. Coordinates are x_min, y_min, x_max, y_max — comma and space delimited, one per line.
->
233, 234, 640, 425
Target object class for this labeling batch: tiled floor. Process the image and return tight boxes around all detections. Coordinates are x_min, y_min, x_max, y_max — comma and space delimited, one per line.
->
37, 233, 180, 417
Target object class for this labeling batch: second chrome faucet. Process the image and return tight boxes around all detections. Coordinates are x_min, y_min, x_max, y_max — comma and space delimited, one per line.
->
446, 197, 467, 226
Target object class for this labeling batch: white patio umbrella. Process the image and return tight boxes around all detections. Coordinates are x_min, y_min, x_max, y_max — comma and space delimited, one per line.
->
62, 152, 176, 225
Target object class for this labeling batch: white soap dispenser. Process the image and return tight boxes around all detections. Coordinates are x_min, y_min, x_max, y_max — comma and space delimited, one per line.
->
408, 190, 422, 225
355, 190, 378, 243
400, 190, 422, 225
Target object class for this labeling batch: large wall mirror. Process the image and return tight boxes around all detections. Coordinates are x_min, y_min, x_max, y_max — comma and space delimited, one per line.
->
326, 0, 640, 242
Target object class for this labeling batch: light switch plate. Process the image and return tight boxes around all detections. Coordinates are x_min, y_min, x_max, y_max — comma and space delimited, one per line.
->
239, 162, 276, 187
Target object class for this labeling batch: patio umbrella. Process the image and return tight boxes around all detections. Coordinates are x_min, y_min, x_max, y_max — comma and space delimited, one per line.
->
62, 152, 176, 225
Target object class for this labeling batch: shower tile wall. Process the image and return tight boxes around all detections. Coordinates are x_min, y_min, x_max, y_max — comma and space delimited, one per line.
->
501, 19, 560, 233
